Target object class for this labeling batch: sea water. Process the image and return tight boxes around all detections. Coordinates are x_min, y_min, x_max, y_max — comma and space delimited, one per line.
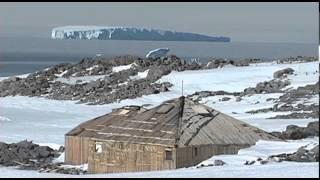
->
0, 36, 318, 77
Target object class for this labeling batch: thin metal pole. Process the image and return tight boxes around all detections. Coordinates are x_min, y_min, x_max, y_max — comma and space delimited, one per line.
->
182, 80, 184, 96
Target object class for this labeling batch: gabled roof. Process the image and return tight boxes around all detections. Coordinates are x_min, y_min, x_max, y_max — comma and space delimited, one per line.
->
66, 96, 278, 146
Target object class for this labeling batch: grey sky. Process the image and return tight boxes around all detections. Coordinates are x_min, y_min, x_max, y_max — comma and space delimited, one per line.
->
0, 2, 318, 43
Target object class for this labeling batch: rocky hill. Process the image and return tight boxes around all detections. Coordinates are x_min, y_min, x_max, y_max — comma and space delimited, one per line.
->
0, 55, 317, 105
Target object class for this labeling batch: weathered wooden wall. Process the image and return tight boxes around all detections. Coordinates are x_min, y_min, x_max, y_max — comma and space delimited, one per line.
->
65, 136, 90, 165
176, 144, 250, 168
88, 140, 176, 174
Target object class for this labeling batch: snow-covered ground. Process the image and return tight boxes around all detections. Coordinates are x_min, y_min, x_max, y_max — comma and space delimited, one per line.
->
130, 69, 149, 80
0, 61, 318, 178
1, 138, 318, 178
55, 75, 105, 85
112, 63, 136, 72
0, 73, 30, 81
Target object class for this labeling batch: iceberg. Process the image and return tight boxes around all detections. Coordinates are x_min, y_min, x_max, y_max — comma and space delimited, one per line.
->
51, 26, 231, 42
146, 48, 170, 59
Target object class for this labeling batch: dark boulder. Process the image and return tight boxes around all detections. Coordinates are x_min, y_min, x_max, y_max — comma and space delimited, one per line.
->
305, 121, 319, 136
214, 160, 226, 166
221, 97, 231, 101
284, 125, 305, 140
273, 68, 295, 78
269, 121, 319, 140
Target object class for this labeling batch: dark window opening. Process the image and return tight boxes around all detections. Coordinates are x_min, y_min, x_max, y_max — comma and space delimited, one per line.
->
194, 147, 198, 156
165, 150, 173, 160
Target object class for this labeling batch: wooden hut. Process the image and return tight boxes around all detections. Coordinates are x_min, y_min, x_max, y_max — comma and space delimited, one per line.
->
65, 96, 278, 174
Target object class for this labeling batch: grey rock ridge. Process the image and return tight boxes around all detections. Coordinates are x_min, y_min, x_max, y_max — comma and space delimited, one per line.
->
51, 26, 231, 42
0, 55, 262, 105
244, 80, 319, 119
270, 121, 319, 140
0, 55, 317, 105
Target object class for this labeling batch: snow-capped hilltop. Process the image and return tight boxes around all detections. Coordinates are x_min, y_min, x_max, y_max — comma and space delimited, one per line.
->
51, 26, 231, 42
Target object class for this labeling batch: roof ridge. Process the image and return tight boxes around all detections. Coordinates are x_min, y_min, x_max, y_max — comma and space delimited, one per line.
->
175, 96, 185, 146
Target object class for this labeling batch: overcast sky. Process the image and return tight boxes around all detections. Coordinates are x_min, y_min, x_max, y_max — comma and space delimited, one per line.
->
0, 2, 318, 43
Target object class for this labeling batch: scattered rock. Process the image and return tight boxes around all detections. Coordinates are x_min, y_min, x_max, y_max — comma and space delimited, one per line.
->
197, 160, 226, 168
273, 68, 294, 78
276, 56, 318, 64
242, 79, 290, 95
270, 121, 319, 140
0, 55, 317, 106
0, 140, 88, 175
58, 146, 65, 153
246, 107, 273, 114
244, 160, 255, 165
260, 160, 269, 165
268, 145, 319, 162
235, 96, 242, 102
187, 90, 240, 103
214, 160, 226, 166
221, 97, 231, 101
0, 140, 61, 167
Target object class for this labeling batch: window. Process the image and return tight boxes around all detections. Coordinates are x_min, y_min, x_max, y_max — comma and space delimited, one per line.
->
194, 147, 198, 156
95, 142, 102, 153
165, 150, 173, 160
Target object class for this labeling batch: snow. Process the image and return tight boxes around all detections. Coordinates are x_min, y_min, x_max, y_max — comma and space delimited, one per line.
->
54, 70, 69, 78
52, 26, 106, 40
239, 118, 318, 132
0, 61, 318, 177
55, 75, 105, 85
52, 153, 65, 163
37, 143, 62, 151
60, 163, 88, 171
1, 139, 318, 178
0, 116, 11, 122
158, 61, 318, 95
86, 65, 100, 71
112, 63, 135, 72
51, 26, 230, 42
130, 69, 149, 80
304, 95, 319, 105
0, 73, 30, 82
284, 62, 319, 90
199, 137, 319, 167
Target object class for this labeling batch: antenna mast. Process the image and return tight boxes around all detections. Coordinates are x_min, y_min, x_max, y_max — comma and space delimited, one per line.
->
181, 80, 184, 96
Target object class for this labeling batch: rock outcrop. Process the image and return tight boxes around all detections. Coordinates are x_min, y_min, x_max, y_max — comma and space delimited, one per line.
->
268, 145, 319, 162
0, 140, 62, 167
0, 55, 316, 106
273, 68, 294, 79
0, 140, 88, 175
276, 56, 318, 64
242, 79, 290, 95
270, 121, 319, 140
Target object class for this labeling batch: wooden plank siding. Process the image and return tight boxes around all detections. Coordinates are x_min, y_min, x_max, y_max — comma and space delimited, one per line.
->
176, 144, 250, 168
65, 136, 90, 165
87, 140, 176, 174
